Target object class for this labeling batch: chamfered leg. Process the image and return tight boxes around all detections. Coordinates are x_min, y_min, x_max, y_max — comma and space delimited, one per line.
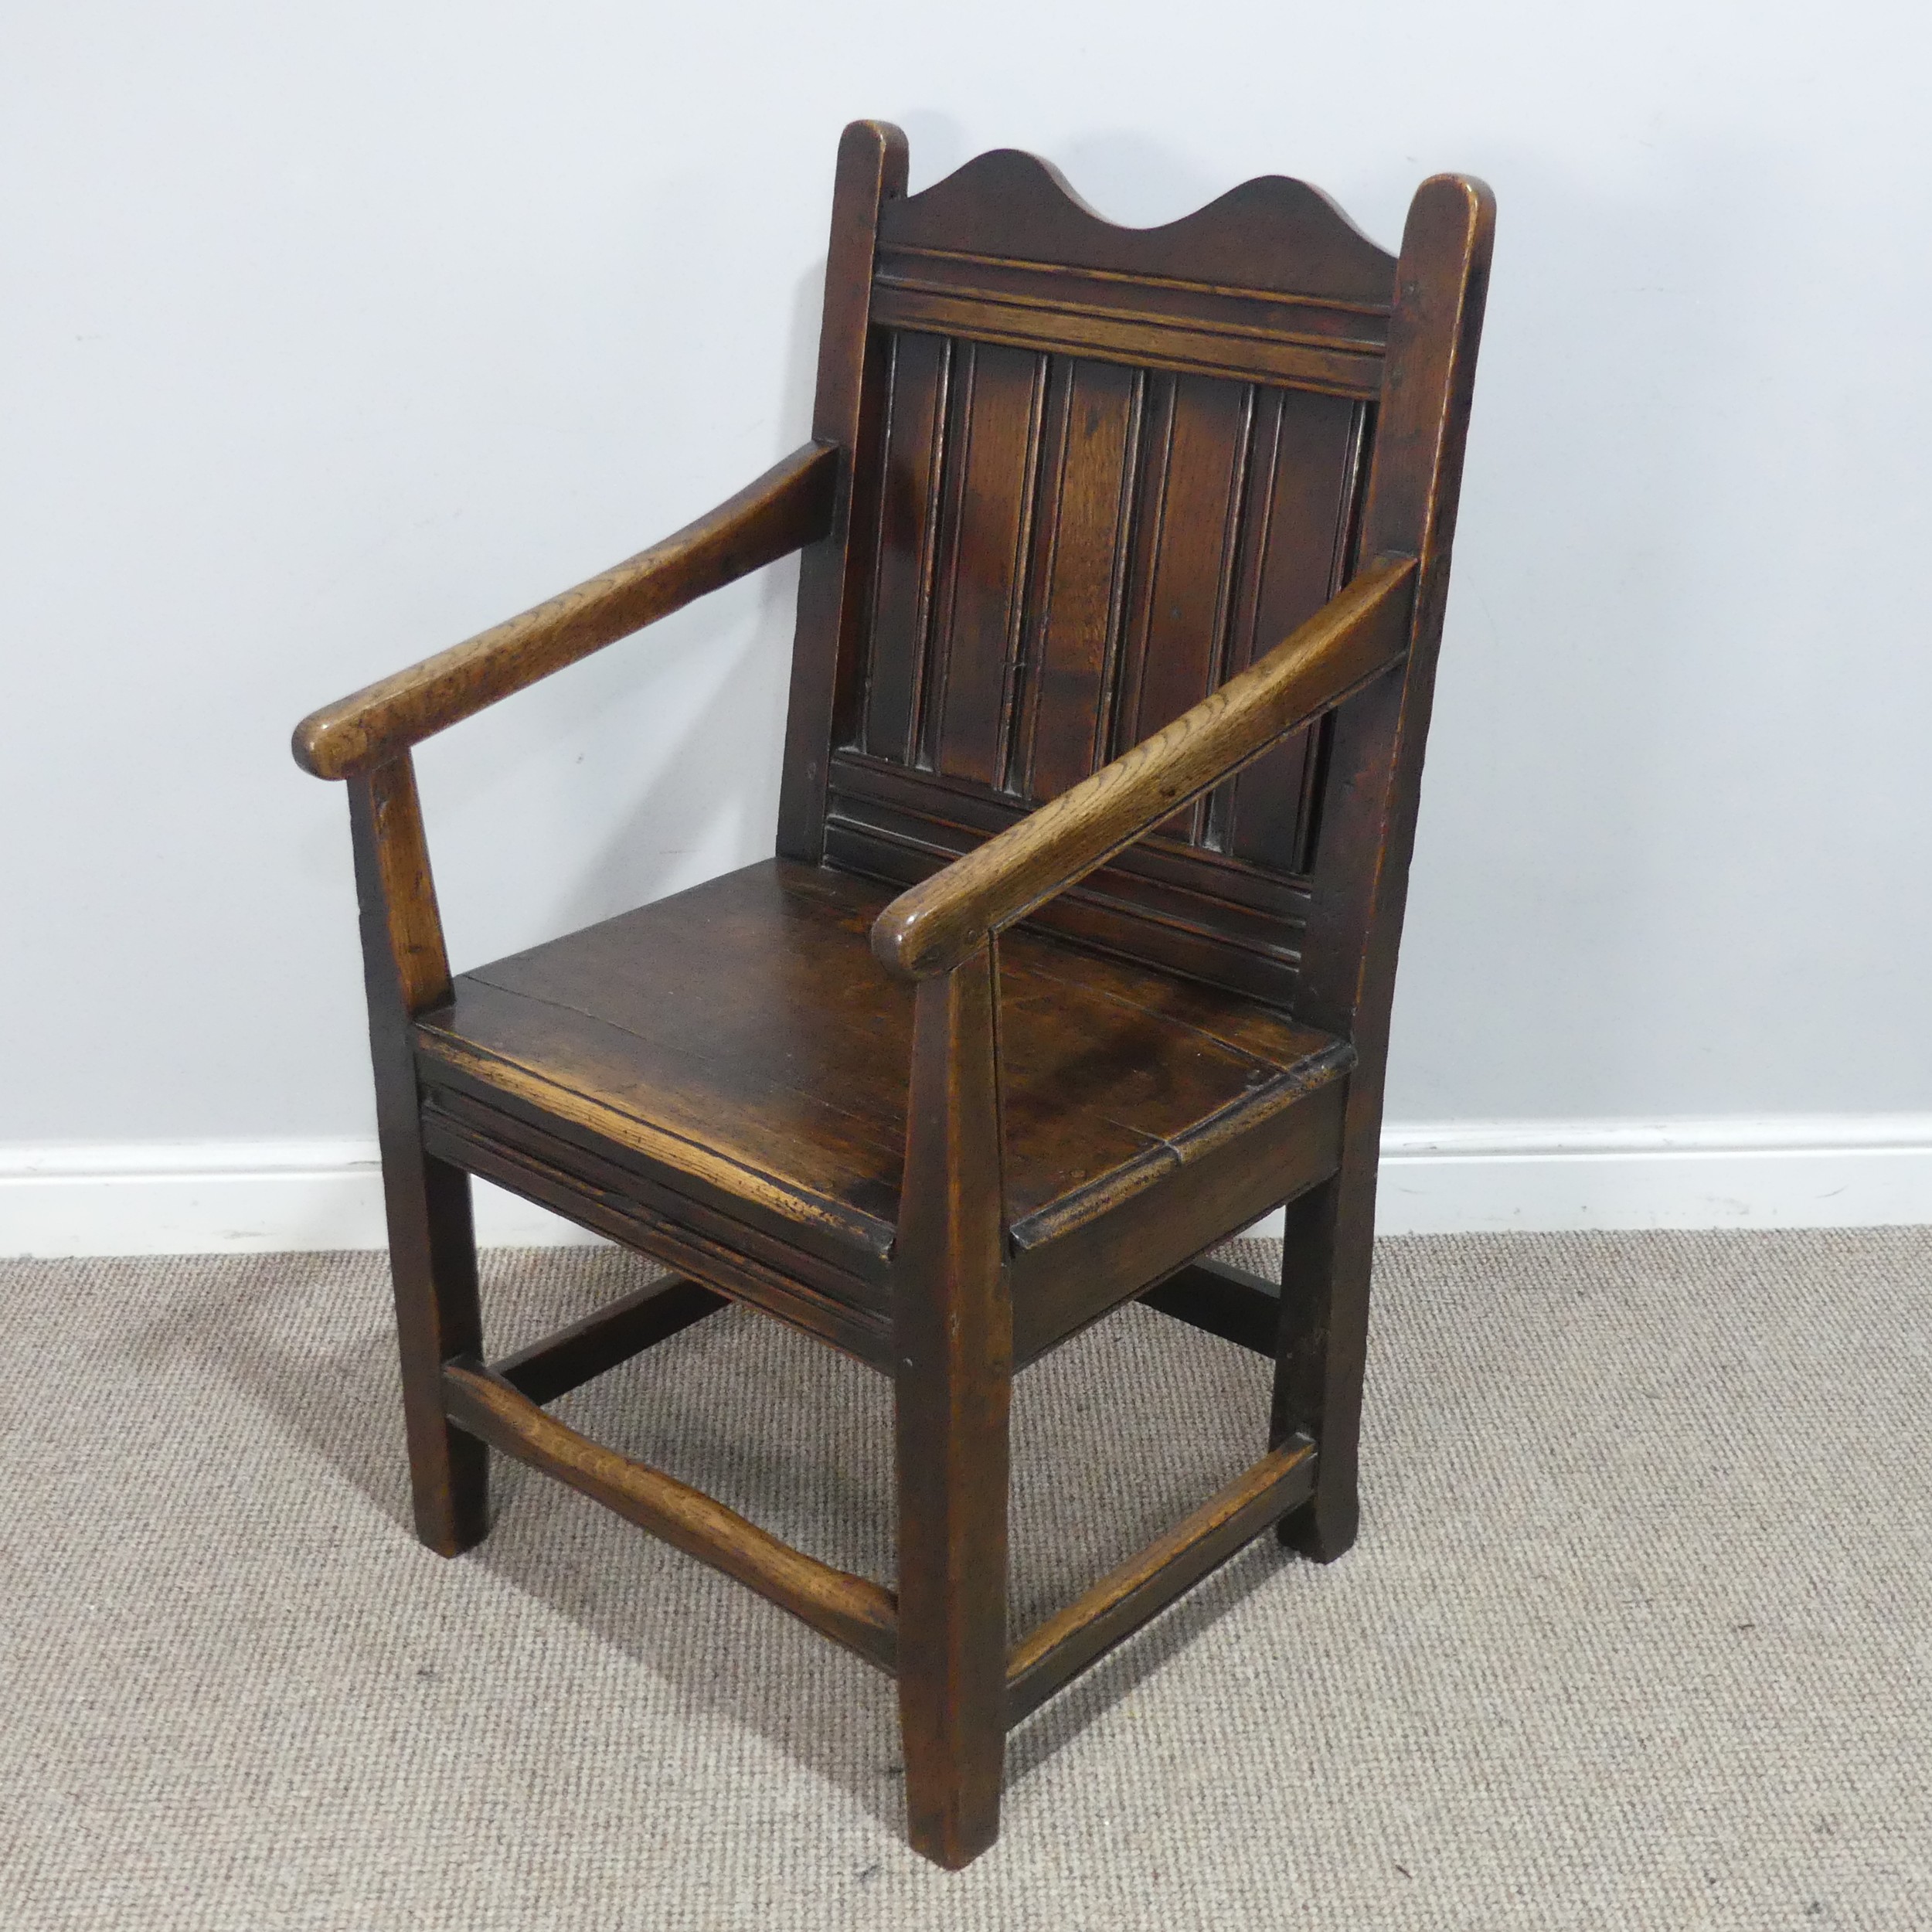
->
892, 945, 1012, 1869
1270, 1156, 1376, 1564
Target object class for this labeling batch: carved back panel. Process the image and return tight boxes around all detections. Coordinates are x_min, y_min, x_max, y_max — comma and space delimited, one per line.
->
781, 138, 1481, 1018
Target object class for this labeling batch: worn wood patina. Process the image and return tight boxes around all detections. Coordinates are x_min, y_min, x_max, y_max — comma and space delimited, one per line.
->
294, 121, 1493, 1869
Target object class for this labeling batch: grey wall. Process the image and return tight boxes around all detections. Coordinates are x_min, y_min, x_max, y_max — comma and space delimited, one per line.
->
4, 1, 1928, 1151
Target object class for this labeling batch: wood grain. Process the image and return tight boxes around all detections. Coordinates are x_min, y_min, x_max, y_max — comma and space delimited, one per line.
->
925, 342, 1049, 785
444, 1360, 900, 1672
878, 148, 1395, 305
869, 553, 1417, 980
877, 241, 1393, 318
1009, 355, 1142, 799
421, 1090, 896, 1369
1216, 386, 1369, 869
869, 278, 1383, 396
1276, 174, 1495, 1565
845, 151, 1396, 1012
824, 750, 1315, 1006
777, 118, 908, 859
411, 858, 1345, 1267
862, 330, 953, 764
1008, 1064, 1349, 1366
349, 753, 452, 1015
893, 944, 1012, 1867
294, 128, 1495, 1872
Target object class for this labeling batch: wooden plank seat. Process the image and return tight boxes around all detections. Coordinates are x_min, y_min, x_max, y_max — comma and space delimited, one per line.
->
414, 856, 1353, 1370
290, 122, 1493, 1868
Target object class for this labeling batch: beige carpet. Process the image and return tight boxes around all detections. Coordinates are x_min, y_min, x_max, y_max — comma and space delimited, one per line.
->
2, 1229, 1927, 1929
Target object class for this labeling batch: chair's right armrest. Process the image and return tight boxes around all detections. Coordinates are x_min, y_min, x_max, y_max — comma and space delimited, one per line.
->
293, 440, 838, 781
869, 554, 1418, 981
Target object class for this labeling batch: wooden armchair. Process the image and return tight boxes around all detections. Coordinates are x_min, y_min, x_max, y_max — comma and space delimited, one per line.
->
293, 123, 1492, 1869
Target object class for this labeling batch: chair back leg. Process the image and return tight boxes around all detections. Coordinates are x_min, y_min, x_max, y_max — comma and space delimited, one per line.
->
1271, 1154, 1376, 1564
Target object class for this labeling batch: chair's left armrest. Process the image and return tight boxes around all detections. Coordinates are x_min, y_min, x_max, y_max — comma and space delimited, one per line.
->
869, 553, 1418, 981
293, 440, 838, 781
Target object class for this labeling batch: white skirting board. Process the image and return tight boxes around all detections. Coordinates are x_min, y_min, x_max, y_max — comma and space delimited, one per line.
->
2, 1116, 1928, 1258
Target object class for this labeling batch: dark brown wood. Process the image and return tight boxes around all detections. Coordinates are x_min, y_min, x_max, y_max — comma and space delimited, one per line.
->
1005, 1434, 1316, 1725
875, 148, 1396, 310
293, 125, 1492, 1871
828, 150, 1397, 1018
777, 119, 908, 860
869, 275, 1383, 395
410, 859, 1346, 1277
443, 1360, 898, 1672
1009, 355, 1141, 800
869, 555, 1414, 981
1111, 372, 1255, 813
295, 442, 836, 781
1140, 1253, 1283, 1357
492, 1274, 725, 1406
1216, 386, 1370, 870
1273, 1172, 1359, 1559
893, 944, 1011, 1869
1010, 1065, 1347, 1365
421, 1083, 896, 1369
824, 749, 1315, 1007
1274, 175, 1495, 1564
346, 755, 486, 1556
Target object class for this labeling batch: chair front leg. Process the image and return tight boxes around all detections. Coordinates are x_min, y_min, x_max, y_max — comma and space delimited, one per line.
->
349, 757, 488, 1556
893, 940, 1012, 1869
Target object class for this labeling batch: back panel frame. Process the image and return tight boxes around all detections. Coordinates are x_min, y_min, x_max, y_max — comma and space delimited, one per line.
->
778, 130, 1491, 1032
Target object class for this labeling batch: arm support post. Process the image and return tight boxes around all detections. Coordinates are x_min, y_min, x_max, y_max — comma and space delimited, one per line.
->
893, 940, 1013, 1866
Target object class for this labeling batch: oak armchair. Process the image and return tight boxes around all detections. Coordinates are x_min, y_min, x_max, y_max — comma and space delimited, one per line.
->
294, 122, 1492, 1869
